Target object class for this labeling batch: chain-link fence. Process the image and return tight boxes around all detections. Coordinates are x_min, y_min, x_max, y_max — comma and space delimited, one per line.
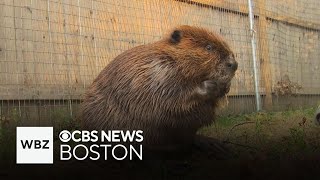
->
0, 0, 319, 126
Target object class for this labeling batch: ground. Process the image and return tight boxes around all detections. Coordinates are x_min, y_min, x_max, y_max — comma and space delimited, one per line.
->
200, 108, 320, 160
0, 107, 319, 179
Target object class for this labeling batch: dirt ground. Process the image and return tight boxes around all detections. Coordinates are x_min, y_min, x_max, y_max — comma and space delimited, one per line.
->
1, 108, 320, 179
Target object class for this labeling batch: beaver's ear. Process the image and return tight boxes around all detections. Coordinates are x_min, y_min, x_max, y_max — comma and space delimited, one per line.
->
170, 30, 182, 44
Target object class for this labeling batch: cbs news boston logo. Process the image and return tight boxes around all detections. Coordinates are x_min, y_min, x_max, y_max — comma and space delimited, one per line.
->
16, 127, 143, 164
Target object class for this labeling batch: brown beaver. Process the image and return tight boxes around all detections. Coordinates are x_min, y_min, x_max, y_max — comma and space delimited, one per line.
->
81, 25, 238, 151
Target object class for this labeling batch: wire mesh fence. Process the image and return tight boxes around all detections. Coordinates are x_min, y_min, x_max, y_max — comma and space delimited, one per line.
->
0, 0, 319, 126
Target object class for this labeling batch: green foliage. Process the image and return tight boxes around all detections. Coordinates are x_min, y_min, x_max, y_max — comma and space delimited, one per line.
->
200, 107, 319, 159
288, 127, 306, 150
50, 108, 80, 133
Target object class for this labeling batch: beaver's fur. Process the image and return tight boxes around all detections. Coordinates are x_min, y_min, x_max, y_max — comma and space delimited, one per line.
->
81, 25, 238, 150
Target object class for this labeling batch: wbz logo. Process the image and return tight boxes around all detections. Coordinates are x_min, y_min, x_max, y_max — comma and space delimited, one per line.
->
16, 127, 53, 164
20, 139, 50, 149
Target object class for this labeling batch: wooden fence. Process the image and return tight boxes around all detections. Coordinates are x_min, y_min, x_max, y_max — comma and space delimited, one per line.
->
0, 0, 319, 123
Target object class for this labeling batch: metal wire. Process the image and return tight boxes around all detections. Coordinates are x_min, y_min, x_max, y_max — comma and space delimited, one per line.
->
0, 0, 319, 126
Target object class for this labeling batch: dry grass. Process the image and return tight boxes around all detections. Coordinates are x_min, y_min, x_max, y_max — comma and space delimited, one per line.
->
200, 108, 320, 159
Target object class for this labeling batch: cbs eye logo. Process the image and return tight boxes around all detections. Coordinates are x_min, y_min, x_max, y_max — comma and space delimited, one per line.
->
59, 130, 71, 142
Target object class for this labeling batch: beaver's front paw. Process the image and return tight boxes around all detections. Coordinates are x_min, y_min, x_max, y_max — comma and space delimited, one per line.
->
196, 80, 219, 98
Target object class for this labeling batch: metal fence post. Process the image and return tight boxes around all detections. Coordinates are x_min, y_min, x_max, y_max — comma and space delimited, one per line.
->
247, 0, 262, 111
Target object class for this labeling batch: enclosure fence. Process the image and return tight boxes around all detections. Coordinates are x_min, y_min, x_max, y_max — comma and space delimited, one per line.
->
0, 0, 319, 126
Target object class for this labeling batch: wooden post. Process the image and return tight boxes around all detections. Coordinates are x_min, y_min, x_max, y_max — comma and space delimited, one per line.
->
257, 0, 273, 110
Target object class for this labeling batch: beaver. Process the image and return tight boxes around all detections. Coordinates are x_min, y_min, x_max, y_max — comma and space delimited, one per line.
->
81, 25, 238, 151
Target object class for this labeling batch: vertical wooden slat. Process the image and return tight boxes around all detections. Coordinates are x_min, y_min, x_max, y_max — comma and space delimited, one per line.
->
257, 0, 272, 110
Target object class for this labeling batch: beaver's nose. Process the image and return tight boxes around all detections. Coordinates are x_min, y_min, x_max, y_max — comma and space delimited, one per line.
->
226, 59, 238, 71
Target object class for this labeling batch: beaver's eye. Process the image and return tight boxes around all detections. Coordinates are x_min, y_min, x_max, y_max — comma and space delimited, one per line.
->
205, 44, 213, 51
